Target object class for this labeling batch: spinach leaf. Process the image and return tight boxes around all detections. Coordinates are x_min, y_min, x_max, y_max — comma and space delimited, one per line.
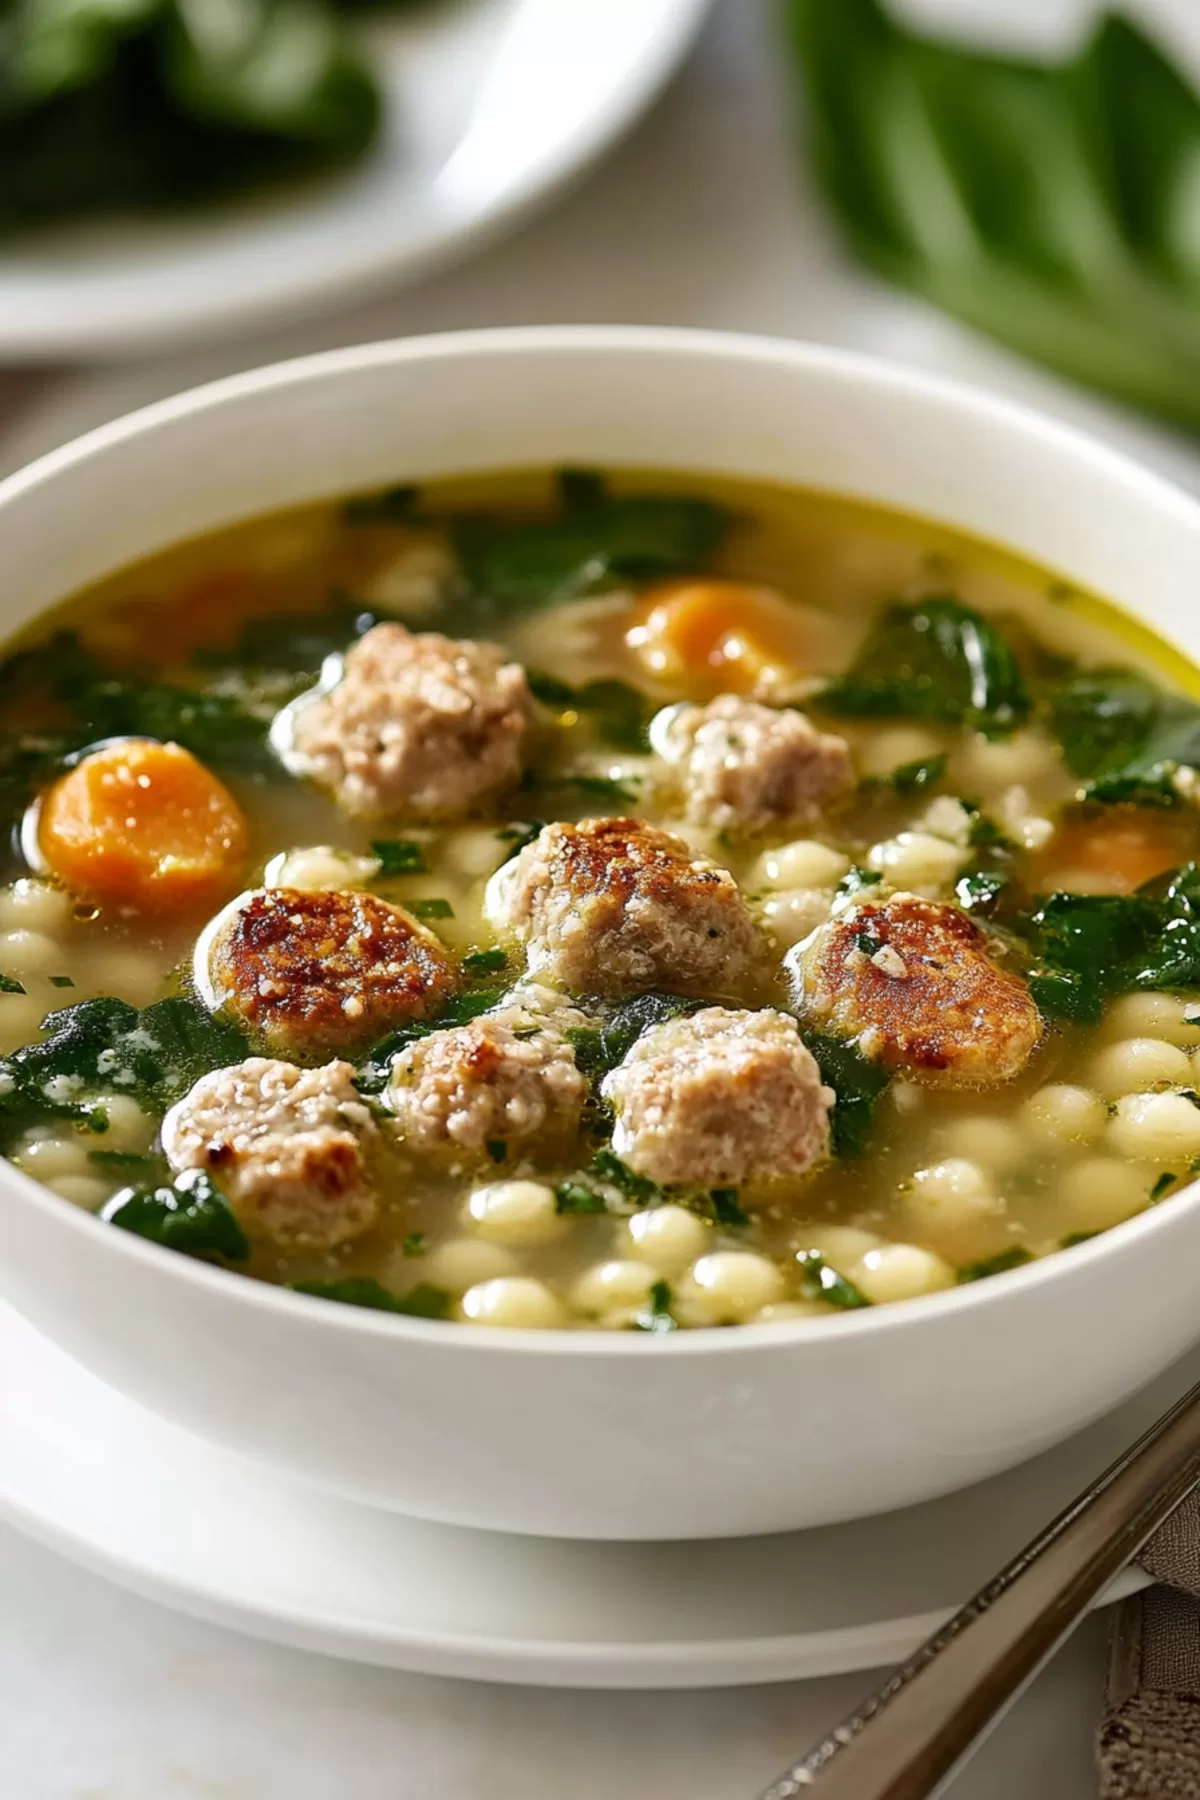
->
802, 1032, 890, 1157
453, 470, 731, 616
555, 1178, 609, 1216
462, 948, 507, 976
796, 1251, 870, 1309
820, 598, 1028, 732
354, 985, 508, 1095
528, 670, 655, 753
566, 993, 708, 1090
786, 0, 1200, 434
197, 601, 375, 680
0, 994, 248, 1151
954, 869, 1010, 914
1023, 866, 1200, 1021
408, 897, 453, 922
863, 753, 947, 798
1043, 668, 1200, 802
292, 1277, 451, 1318
957, 1247, 1034, 1283
589, 1148, 659, 1205
102, 1169, 249, 1261
631, 1278, 679, 1334
0, 974, 25, 995
370, 839, 427, 877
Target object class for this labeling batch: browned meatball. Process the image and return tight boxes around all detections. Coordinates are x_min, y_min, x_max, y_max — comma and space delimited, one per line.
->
202, 887, 456, 1058
162, 1057, 381, 1250
283, 623, 533, 819
787, 892, 1041, 1085
387, 988, 588, 1157
601, 1006, 833, 1187
484, 817, 760, 998
656, 694, 854, 831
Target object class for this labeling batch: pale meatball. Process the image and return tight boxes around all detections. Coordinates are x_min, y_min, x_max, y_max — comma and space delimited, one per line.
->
787, 892, 1041, 1085
162, 1058, 380, 1250
283, 623, 533, 819
656, 695, 853, 832
484, 817, 759, 997
202, 887, 455, 1058
601, 1005, 833, 1186
387, 994, 587, 1156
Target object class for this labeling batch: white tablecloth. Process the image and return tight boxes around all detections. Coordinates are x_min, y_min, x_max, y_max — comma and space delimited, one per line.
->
4, 2, 1195, 1792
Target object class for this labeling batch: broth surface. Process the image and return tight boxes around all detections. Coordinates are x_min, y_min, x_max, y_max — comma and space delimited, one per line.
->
3, 468, 1199, 1330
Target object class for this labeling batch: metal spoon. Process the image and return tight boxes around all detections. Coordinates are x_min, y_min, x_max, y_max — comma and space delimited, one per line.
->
758, 1371, 1200, 1800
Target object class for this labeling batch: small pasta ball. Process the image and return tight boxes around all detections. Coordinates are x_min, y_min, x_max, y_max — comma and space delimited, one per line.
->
1103, 992, 1200, 1050
760, 888, 835, 948
867, 831, 965, 894
0, 878, 73, 934
571, 1260, 657, 1316
754, 840, 851, 892
1021, 1084, 1107, 1148
1089, 1038, 1192, 1100
39, 739, 249, 916
856, 725, 944, 779
0, 993, 48, 1055
460, 1276, 565, 1329
936, 1116, 1026, 1174
956, 729, 1060, 795
1057, 1157, 1151, 1232
46, 1173, 113, 1209
448, 826, 513, 880
906, 1158, 997, 1227
850, 1243, 955, 1305
623, 1204, 711, 1274
14, 1133, 91, 1180
674, 1252, 785, 1326
794, 1223, 882, 1270
464, 1180, 566, 1247
0, 929, 62, 979
1109, 1093, 1200, 1162
263, 845, 378, 891
420, 1237, 519, 1293
93, 1095, 156, 1153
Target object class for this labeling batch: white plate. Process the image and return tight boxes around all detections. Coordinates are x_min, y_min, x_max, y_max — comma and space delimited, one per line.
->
0, 1299, 1165, 1689
0, 0, 711, 360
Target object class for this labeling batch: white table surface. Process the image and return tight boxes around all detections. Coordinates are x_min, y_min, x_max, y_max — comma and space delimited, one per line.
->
2, 1, 1195, 1793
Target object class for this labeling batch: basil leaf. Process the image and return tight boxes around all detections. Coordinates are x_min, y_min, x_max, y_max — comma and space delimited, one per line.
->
786, 0, 1200, 434
821, 598, 1028, 732
102, 1169, 249, 1262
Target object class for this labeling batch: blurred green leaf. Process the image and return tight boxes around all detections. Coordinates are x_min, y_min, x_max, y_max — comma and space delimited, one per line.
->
786, 0, 1200, 432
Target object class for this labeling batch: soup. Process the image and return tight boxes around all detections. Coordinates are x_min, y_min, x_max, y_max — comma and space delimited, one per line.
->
3, 468, 1199, 1331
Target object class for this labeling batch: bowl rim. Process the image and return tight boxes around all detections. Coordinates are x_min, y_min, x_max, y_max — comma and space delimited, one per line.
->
4, 321, 1200, 1356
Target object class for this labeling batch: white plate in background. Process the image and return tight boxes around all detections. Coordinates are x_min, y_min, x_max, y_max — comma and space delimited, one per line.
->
0, 1298, 1158, 1689
0, 0, 712, 360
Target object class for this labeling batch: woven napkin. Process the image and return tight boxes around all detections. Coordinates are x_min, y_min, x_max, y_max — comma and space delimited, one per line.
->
1097, 1491, 1200, 1797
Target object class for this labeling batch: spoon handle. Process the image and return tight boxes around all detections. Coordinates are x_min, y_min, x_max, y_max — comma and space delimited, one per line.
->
758, 1373, 1200, 1800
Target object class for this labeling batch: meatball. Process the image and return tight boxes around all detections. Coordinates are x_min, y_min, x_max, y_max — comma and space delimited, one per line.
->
786, 892, 1041, 1085
162, 1058, 381, 1249
601, 1006, 833, 1187
281, 623, 533, 819
483, 817, 760, 997
655, 695, 853, 832
388, 989, 588, 1156
201, 887, 456, 1058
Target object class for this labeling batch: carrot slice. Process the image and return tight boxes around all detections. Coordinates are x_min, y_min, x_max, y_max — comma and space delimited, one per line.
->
39, 739, 249, 915
1031, 807, 1200, 896
626, 580, 808, 693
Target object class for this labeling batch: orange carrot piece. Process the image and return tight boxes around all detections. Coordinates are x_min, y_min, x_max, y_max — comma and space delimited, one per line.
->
39, 739, 248, 916
1032, 808, 1199, 896
626, 580, 808, 693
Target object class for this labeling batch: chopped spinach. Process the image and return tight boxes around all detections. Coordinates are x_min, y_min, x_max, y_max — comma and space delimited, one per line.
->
566, 993, 708, 1090
957, 1247, 1034, 1283
485, 1139, 506, 1164
531, 770, 641, 804
409, 897, 454, 922
836, 865, 883, 900
1150, 1172, 1178, 1202
1060, 1231, 1100, 1249
196, 601, 375, 680
820, 598, 1029, 733
1043, 667, 1200, 803
402, 1231, 427, 1257
89, 1149, 166, 1174
863, 754, 947, 797
528, 670, 655, 753
342, 486, 420, 527
796, 1251, 869, 1309
495, 820, 544, 862
452, 470, 731, 616
0, 974, 25, 995
102, 1170, 249, 1262
1024, 865, 1200, 1021
462, 948, 508, 976
632, 1278, 680, 1334
954, 869, 1010, 914
709, 1188, 748, 1228
354, 985, 507, 1095
0, 994, 248, 1152
589, 1148, 660, 1205
802, 1032, 890, 1157
555, 1179, 609, 1216
47, 975, 74, 989
292, 1278, 451, 1319
370, 839, 427, 877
